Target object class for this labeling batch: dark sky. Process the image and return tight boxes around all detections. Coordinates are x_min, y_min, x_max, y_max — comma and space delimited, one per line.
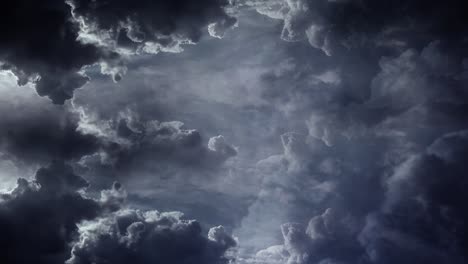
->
1, 0, 468, 263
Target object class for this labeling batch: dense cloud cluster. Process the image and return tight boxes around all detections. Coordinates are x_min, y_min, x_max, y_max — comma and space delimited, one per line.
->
0, 162, 235, 264
232, 2, 468, 261
1, 0, 468, 264
244, 0, 468, 55
67, 209, 236, 264
360, 131, 468, 264
0, 162, 102, 264
253, 208, 362, 264
71, 0, 236, 54
0, 0, 235, 103
0, 0, 104, 104
0, 105, 99, 164
75, 109, 237, 189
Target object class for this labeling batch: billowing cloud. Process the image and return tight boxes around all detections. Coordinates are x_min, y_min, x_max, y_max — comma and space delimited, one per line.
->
2, 1, 468, 264
0, 0, 236, 103
0, 162, 235, 264
0, 0, 104, 104
360, 130, 468, 264
244, 0, 468, 55
67, 209, 236, 264
248, 208, 362, 264
75, 109, 237, 188
0, 106, 99, 164
0, 162, 102, 264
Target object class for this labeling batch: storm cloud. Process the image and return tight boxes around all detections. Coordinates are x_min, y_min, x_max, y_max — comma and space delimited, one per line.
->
1, 0, 468, 263
0, 162, 235, 264
67, 209, 236, 264
0, 162, 102, 264
0, 0, 235, 103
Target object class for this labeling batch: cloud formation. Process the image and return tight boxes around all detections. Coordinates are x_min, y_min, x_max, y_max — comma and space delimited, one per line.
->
360, 130, 468, 264
2, 1, 468, 263
67, 209, 235, 264
0, 0, 235, 103
245, 0, 468, 55
0, 162, 235, 264
0, 162, 102, 264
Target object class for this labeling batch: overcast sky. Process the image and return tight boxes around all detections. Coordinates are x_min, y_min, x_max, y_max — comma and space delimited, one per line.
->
1, 1, 468, 264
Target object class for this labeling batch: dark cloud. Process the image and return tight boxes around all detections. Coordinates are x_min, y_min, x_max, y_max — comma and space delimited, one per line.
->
0, 102, 99, 164
70, 0, 236, 49
0, 162, 235, 264
234, 33, 468, 262
111, 118, 236, 168
360, 130, 468, 264
2, 1, 468, 263
75, 112, 237, 190
252, 208, 363, 264
246, 0, 468, 55
0, 0, 103, 104
0, 0, 235, 104
0, 162, 101, 264
67, 209, 235, 264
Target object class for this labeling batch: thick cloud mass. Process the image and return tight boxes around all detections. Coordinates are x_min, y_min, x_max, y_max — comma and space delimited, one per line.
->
2, 0, 468, 264
360, 131, 468, 264
0, 0, 235, 103
71, 0, 236, 51
67, 209, 235, 264
0, 108, 99, 164
0, 0, 102, 104
0, 162, 235, 264
0, 162, 101, 264
245, 0, 468, 55
75, 110, 237, 190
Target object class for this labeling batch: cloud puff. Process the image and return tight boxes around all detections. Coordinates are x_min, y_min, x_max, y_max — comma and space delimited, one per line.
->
67, 208, 236, 264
